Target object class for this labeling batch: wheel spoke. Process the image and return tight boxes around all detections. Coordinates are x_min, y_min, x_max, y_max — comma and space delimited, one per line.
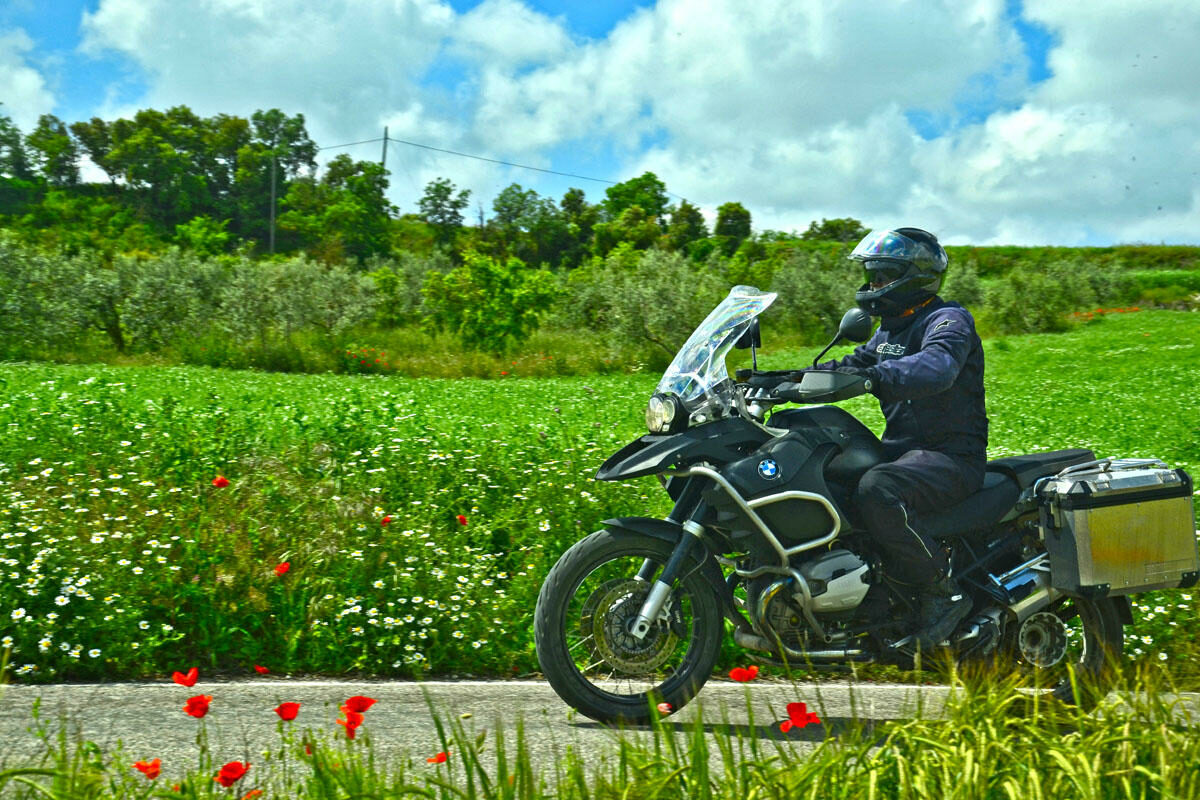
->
568, 634, 595, 652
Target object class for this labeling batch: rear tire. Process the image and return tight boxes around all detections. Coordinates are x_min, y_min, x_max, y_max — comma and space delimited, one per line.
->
1047, 596, 1124, 706
534, 528, 724, 724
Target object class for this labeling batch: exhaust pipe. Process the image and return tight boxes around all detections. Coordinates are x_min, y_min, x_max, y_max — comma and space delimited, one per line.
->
733, 629, 870, 662
992, 555, 1061, 622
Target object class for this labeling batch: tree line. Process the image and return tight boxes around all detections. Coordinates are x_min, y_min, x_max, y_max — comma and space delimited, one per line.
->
0, 103, 866, 266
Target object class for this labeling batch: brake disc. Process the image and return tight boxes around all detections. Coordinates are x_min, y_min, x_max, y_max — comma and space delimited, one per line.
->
586, 579, 680, 675
1018, 611, 1069, 668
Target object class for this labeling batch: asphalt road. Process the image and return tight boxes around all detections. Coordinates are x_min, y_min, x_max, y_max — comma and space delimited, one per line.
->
0, 679, 950, 771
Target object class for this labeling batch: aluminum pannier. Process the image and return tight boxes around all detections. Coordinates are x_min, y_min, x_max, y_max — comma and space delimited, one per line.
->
1037, 458, 1199, 597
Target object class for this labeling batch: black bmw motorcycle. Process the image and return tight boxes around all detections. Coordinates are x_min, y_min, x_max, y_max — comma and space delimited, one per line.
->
534, 286, 1197, 723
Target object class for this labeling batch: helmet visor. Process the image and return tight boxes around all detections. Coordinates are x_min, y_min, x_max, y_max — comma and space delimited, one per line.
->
862, 260, 909, 288
850, 229, 926, 262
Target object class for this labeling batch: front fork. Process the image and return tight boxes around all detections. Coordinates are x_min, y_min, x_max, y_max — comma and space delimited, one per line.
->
629, 478, 708, 639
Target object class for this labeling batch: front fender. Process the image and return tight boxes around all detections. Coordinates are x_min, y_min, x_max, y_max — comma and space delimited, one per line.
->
601, 516, 754, 635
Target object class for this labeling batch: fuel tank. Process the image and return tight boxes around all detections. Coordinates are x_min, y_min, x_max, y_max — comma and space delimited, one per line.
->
768, 406, 886, 485
705, 426, 845, 547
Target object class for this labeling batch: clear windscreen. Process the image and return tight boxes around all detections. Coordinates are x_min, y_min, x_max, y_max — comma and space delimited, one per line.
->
655, 285, 777, 406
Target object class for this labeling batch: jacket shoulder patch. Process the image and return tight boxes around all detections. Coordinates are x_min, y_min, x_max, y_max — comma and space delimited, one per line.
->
932, 318, 954, 332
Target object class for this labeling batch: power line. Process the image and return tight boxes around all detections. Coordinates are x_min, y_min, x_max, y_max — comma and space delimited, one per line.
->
385, 134, 621, 188
317, 133, 686, 201
317, 136, 386, 151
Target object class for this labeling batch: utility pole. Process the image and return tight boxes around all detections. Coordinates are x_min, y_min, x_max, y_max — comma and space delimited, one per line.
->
268, 151, 277, 254
381, 126, 388, 170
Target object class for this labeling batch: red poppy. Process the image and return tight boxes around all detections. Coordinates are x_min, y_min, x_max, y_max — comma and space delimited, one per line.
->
456, 514, 468, 526
171, 667, 199, 687
500, 371, 508, 376
303, 743, 314, 756
274, 562, 290, 577
779, 701, 822, 732
275, 702, 300, 721
343, 695, 377, 713
656, 702, 673, 715
243, 791, 263, 799
729, 665, 759, 682
381, 516, 391, 526
253, 665, 269, 675
427, 752, 448, 764
335, 710, 363, 739
133, 758, 161, 780
214, 761, 250, 788
212, 475, 230, 488
183, 694, 213, 718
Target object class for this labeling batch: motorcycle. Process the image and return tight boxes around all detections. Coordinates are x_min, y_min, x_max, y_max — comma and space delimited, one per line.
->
534, 286, 1199, 723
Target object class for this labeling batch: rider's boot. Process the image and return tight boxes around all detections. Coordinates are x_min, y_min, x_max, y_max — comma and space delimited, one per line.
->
914, 574, 972, 649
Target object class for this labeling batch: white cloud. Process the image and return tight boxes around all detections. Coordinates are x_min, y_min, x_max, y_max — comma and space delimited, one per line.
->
80, 0, 455, 146
69, 0, 1200, 243
0, 28, 55, 129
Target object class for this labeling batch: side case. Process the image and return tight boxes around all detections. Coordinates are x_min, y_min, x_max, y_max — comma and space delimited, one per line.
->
1038, 461, 1199, 597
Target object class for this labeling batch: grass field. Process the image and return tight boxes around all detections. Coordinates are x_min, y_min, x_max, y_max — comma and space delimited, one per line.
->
0, 309, 1197, 685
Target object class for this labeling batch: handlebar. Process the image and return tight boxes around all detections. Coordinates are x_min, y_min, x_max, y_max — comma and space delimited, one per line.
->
738, 370, 870, 405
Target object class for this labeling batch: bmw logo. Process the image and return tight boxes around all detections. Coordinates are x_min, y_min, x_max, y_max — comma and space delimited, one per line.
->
757, 459, 779, 479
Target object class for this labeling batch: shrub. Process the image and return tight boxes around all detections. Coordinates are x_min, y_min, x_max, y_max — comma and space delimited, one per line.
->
0, 233, 89, 357
766, 247, 860, 342
557, 245, 727, 368
422, 250, 558, 353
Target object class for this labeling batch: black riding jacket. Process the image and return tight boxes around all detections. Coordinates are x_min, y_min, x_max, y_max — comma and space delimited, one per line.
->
816, 297, 988, 461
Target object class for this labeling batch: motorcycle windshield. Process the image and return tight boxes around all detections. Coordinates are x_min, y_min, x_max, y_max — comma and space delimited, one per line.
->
656, 285, 777, 405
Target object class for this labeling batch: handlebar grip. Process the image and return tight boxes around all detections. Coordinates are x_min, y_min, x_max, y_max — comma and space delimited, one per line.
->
774, 381, 805, 402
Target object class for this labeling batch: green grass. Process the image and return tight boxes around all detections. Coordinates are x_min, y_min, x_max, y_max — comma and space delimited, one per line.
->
2, 668, 1199, 799
0, 310, 1197, 685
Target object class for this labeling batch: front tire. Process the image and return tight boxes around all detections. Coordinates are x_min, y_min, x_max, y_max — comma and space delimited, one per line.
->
534, 528, 724, 724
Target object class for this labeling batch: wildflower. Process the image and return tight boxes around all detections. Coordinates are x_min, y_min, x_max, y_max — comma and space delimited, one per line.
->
243, 791, 263, 799
336, 709, 364, 739
172, 667, 199, 687
254, 665, 269, 675
183, 694, 213, 718
343, 695, 377, 713
381, 515, 391, 526
275, 702, 300, 721
456, 514, 468, 526
729, 665, 759, 682
779, 702, 821, 732
88, 648, 100, 658
132, 758, 161, 780
427, 751, 448, 764
656, 702, 673, 715
274, 562, 290, 577
212, 476, 230, 488
214, 761, 250, 787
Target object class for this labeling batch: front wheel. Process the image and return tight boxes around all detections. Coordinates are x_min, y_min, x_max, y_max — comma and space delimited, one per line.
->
534, 528, 724, 724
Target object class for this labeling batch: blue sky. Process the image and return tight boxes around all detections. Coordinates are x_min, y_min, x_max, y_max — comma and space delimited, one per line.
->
2, 0, 1198, 245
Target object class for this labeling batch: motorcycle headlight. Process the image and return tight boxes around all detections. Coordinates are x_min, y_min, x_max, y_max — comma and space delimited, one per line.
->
645, 393, 682, 433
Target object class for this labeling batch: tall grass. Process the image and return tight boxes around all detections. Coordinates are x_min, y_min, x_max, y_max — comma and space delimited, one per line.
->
2, 667, 1198, 799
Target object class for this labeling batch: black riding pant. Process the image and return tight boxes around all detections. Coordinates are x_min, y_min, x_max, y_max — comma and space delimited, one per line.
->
852, 448, 985, 585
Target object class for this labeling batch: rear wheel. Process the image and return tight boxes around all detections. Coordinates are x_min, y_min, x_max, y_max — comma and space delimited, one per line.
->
534, 528, 724, 724
1007, 595, 1124, 706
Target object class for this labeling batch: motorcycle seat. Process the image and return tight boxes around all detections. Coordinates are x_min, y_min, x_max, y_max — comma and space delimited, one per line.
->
922, 470, 1020, 540
985, 448, 1096, 490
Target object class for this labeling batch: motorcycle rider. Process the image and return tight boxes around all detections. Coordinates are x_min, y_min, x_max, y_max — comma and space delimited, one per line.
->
794, 228, 987, 649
